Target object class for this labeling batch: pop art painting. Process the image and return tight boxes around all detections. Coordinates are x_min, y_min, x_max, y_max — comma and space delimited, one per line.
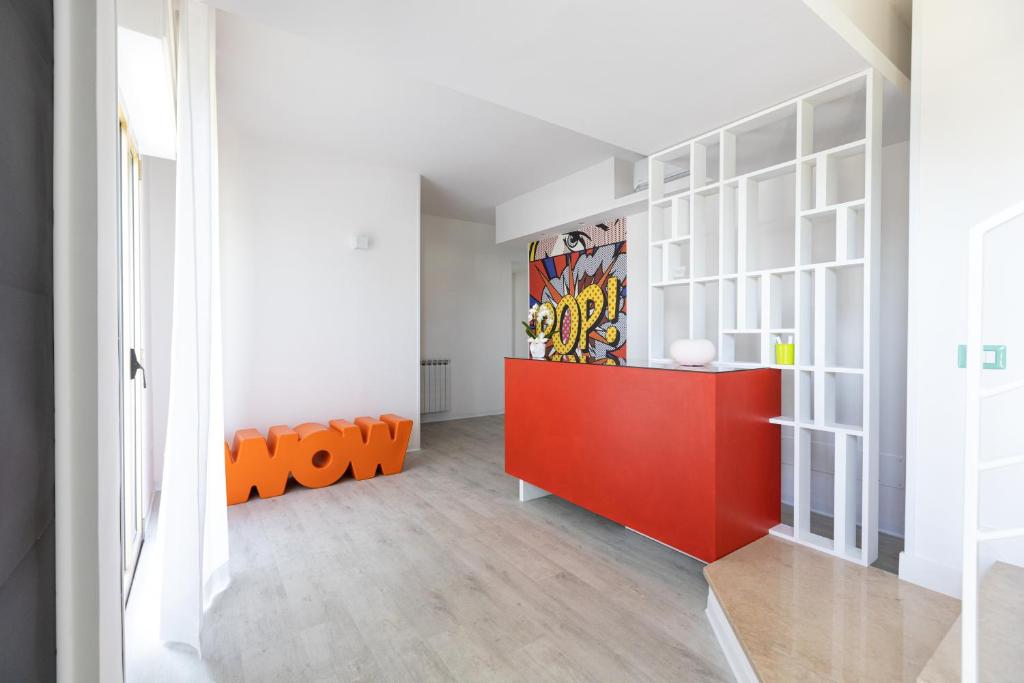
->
528, 219, 627, 365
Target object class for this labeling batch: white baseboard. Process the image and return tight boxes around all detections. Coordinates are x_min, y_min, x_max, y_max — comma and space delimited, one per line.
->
898, 551, 961, 598
421, 410, 503, 424
706, 588, 757, 683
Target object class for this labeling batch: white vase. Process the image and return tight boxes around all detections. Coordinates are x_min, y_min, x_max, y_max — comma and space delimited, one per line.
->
669, 338, 715, 366
529, 337, 548, 360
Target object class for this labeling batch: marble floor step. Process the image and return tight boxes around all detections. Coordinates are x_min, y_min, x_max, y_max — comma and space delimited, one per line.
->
917, 561, 1024, 682
704, 535, 960, 682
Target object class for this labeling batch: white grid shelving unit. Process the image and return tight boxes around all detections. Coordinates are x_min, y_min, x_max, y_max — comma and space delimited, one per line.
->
647, 70, 882, 566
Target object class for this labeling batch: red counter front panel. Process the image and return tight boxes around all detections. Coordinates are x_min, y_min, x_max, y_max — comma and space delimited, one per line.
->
504, 359, 780, 562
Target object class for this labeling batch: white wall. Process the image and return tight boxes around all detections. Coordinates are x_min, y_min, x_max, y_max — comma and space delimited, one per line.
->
55, 1, 103, 677
496, 157, 643, 243
141, 156, 175, 496
420, 215, 524, 422
900, 0, 1024, 597
54, 0, 124, 678
512, 267, 529, 359
219, 131, 422, 449
626, 211, 649, 365
877, 140, 910, 535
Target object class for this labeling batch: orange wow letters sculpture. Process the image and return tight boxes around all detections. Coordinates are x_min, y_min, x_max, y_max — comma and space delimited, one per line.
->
225, 414, 412, 505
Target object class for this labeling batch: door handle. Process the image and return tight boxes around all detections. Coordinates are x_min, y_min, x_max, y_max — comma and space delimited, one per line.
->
129, 348, 147, 388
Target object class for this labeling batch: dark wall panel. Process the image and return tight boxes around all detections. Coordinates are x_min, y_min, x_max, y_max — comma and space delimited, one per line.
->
0, 0, 56, 680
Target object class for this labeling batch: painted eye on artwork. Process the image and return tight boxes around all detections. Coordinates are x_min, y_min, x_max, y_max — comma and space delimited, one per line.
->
561, 230, 591, 251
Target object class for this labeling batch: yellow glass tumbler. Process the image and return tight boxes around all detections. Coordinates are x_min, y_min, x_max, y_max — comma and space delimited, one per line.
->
775, 343, 795, 365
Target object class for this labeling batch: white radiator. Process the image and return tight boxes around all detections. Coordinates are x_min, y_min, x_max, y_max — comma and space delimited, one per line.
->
421, 359, 451, 414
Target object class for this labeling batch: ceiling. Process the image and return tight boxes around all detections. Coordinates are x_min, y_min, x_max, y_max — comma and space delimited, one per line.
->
215, 12, 636, 224
210, 1, 876, 223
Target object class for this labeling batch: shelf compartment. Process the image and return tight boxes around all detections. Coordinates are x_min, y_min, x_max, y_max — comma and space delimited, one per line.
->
808, 429, 837, 548
824, 263, 864, 370
780, 424, 795, 522
721, 277, 738, 330
746, 168, 797, 272
769, 271, 796, 329
692, 188, 720, 278
800, 211, 838, 265
721, 182, 739, 276
692, 133, 721, 189
779, 369, 795, 420
650, 146, 691, 201
798, 370, 815, 423
691, 280, 719, 348
825, 371, 864, 430
650, 244, 665, 283
651, 203, 673, 242
798, 269, 815, 366
675, 196, 691, 238
840, 433, 864, 554
838, 204, 865, 261
665, 240, 690, 281
804, 75, 867, 154
650, 283, 690, 359
721, 332, 761, 364
826, 143, 866, 206
800, 158, 816, 212
743, 275, 762, 329
724, 102, 798, 177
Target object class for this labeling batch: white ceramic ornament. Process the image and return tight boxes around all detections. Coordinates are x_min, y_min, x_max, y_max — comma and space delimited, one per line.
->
669, 338, 715, 366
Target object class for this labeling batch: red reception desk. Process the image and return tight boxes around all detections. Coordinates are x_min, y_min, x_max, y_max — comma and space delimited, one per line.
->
505, 358, 780, 562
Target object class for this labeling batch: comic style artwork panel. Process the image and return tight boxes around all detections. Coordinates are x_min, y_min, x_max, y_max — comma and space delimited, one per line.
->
528, 219, 627, 262
528, 218, 627, 365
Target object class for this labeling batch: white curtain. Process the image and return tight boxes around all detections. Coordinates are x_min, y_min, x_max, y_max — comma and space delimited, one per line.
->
158, 0, 230, 654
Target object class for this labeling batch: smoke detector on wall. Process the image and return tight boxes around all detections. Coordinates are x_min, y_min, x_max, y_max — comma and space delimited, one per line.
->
352, 234, 371, 250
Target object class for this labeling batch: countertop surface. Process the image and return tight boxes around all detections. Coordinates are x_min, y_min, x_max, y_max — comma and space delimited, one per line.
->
505, 357, 762, 373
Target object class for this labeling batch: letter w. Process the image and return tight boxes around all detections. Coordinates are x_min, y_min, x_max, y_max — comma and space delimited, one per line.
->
224, 426, 295, 505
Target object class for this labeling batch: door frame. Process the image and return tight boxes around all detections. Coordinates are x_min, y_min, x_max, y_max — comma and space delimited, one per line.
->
117, 108, 146, 604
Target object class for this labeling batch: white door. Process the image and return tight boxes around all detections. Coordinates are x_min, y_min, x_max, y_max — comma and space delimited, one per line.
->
118, 116, 146, 601
961, 203, 1024, 680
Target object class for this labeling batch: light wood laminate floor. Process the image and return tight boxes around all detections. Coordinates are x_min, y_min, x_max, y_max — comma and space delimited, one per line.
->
127, 415, 734, 682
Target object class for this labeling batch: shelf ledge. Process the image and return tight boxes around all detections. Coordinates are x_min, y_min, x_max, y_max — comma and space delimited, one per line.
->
786, 421, 865, 436
812, 138, 867, 160
801, 198, 865, 217
723, 158, 797, 185
650, 236, 691, 247
798, 258, 865, 270
823, 366, 865, 375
